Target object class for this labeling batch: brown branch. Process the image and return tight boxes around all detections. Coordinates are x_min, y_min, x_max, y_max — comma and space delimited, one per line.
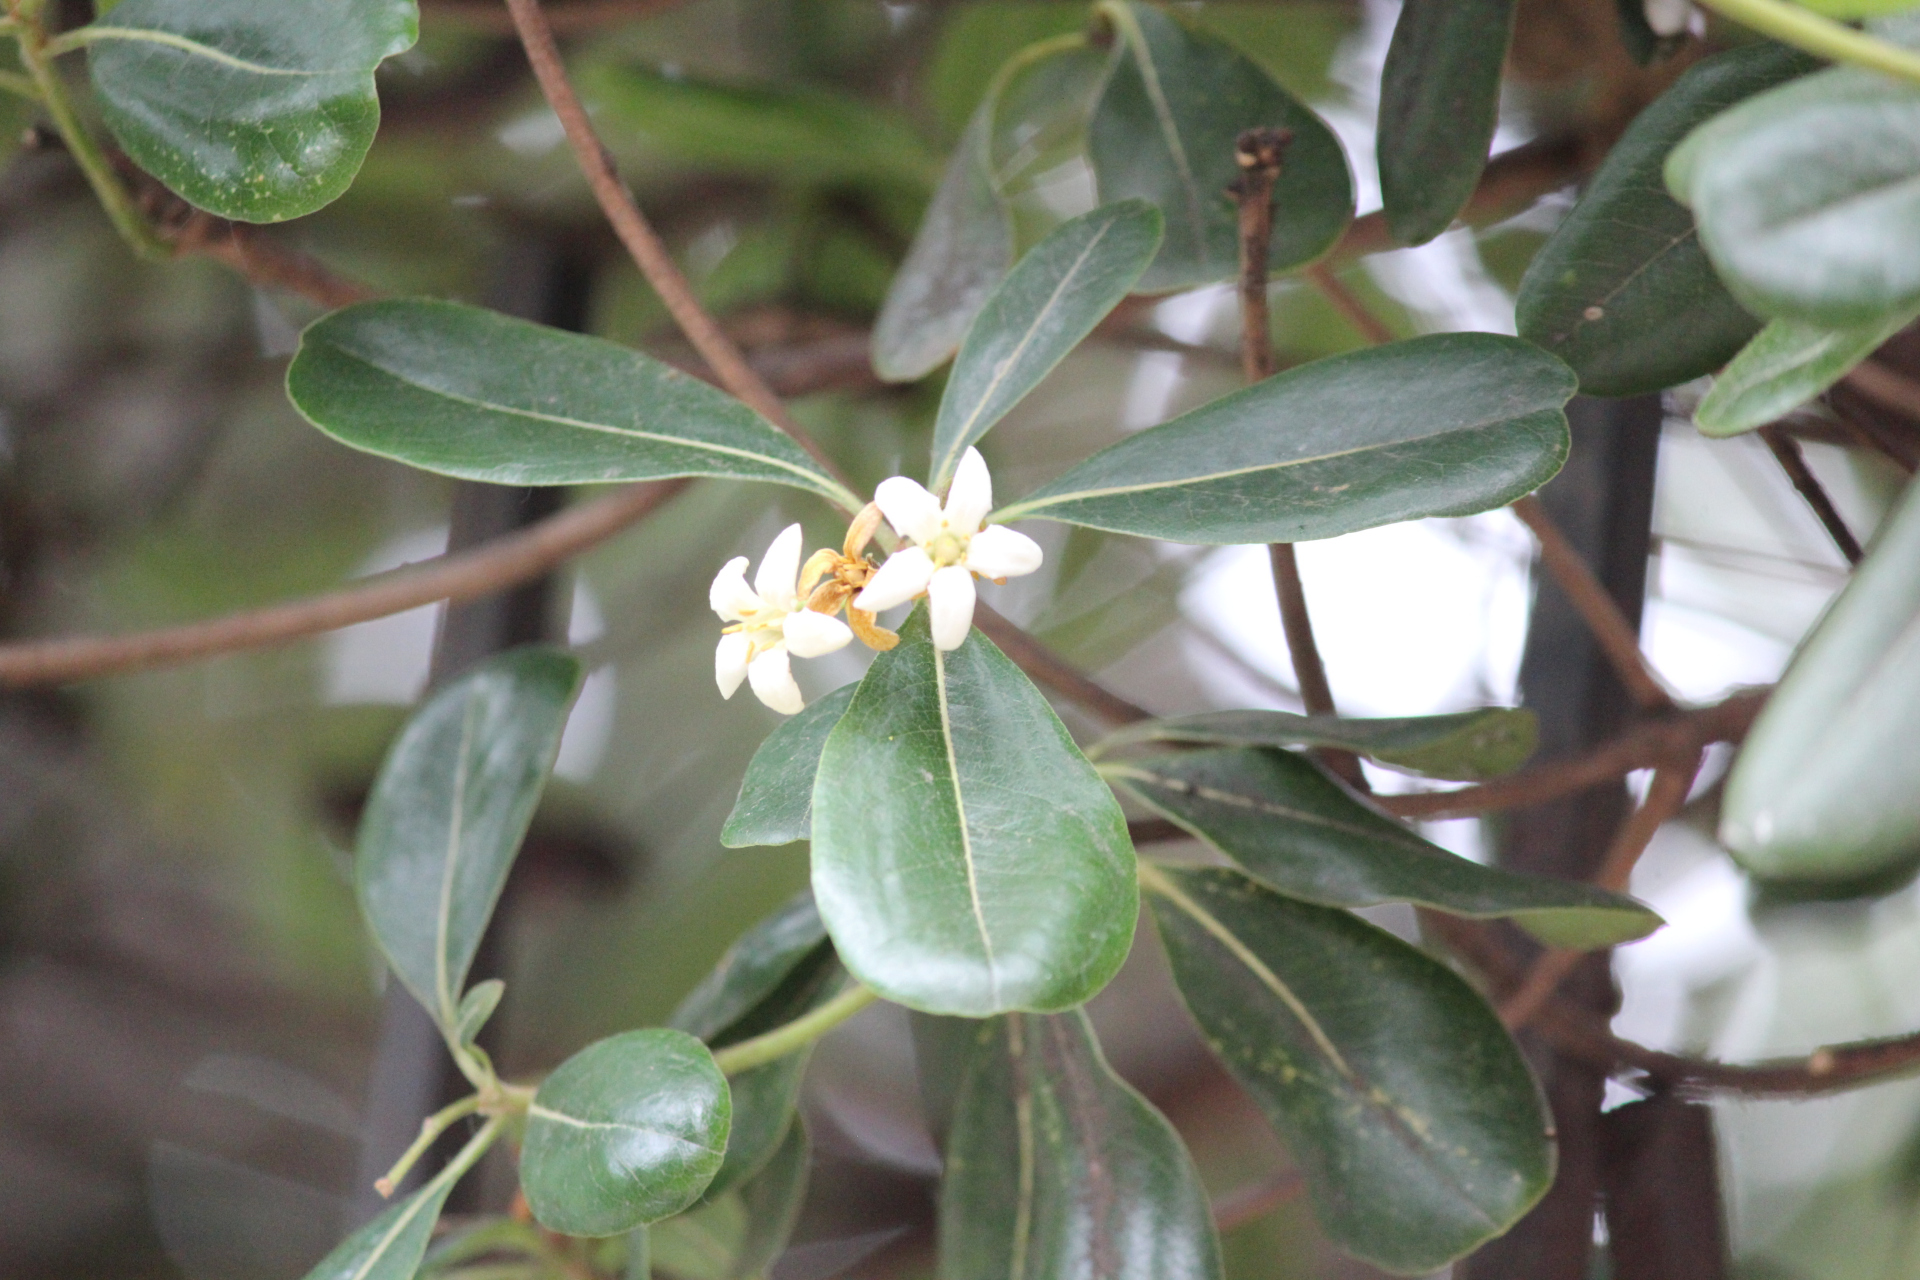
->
1375, 690, 1764, 820
1212, 1169, 1306, 1232
501, 0, 850, 497
1334, 136, 1588, 263
974, 604, 1151, 725
1759, 425, 1863, 565
1844, 358, 1920, 423
0, 482, 688, 688
1511, 494, 1673, 711
169, 214, 378, 312
1304, 263, 1395, 346
424, 0, 686, 35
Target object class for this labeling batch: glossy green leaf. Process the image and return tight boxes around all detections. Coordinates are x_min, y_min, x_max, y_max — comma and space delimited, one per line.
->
585, 62, 936, 188
288, 300, 857, 508
910, 1012, 979, 1152
1694, 308, 1920, 436
356, 647, 581, 1036
940, 1012, 1223, 1280
84, 0, 417, 222
670, 894, 842, 1198
1517, 43, 1812, 396
1089, 0, 1353, 293
721, 685, 856, 848
1144, 864, 1552, 1273
993, 333, 1574, 543
453, 978, 504, 1047
811, 608, 1137, 1016
301, 1183, 450, 1280
1668, 62, 1920, 327
871, 98, 1012, 382
929, 201, 1164, 489
522, 1029, 732, 1237
1092, 706, 1537, 780
1722, 479, 1920, 881
1112, 748, 1660, 948
1377, 0, 1516, 247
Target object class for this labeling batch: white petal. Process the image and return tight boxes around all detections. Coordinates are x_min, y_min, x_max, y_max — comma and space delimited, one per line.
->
747, 644, 805, 715
874, 476, 944, 545
854, 546, 935, 612
964, 525, 1044, 580
782, 608, 853, 658
708, 556, 760, 622
927, 565, 977, 651
715, 632, 751, 698
943, 447, 993, 536
754, 523, 805, 610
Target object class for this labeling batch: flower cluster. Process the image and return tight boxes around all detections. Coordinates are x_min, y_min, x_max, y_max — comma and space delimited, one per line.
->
710, 448, 1043, 713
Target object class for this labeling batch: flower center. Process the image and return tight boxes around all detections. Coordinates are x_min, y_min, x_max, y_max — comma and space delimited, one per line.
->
926, 531, 968, 567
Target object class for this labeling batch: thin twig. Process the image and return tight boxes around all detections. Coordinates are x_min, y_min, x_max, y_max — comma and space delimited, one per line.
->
1843, 359, 1920, 422
1334, 136, 1588, 264
425, 0, 683, 33
1304, 263, 1395, 346
1511, 495, 1673, 711
170, 215, 378, 311
501, 0, 851, 500
974, 605, 1151, 725
1759, 424, 1864, 565
1375, 690, 1763, 820
1498, 759, 1699, 1029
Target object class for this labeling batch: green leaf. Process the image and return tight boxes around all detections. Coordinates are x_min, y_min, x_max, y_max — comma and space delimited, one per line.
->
669, 895, 842, 1199
1796, 0, 1920, 14
1667, 62, 1920, 327
584, 62, 936, 188
1517, 42, 1813, 397
1092, 706, 1537, 780
811, 607, 1137, 1016
299, 1180, 452, 1280
453, 978, 504, 1047
1143, 864, 1552, 1273
1722, 480, 1920, 882
1089, 0, 1353, 293
356, 647, 581, 1036
721, 685, 856, 848
1112, 748, 1660, 948
83, 0, 417, 222
993, 333, 1573, 543
288, 300, 856, 509
1376, 0, 1516, 247
940, 1012, 1223, 1280
1694, 308, 1920, 436
646, 1121, 809, 1280
929, 200, 1164, 489
522, 1029, 732, 1237
871, 95, 1012, 382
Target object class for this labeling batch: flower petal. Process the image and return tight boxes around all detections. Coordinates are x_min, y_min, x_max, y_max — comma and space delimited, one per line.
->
782, 608, 853, 658
708, 556, 760, 622
964, 525, 1044, 580
874, 476, 944, 545
927, 564, 977, 651
754, 523, 806, 610
943, 447, 993, 536
854, 545, 935, 612
715, 631, 752, 699
748, 644, 805, 715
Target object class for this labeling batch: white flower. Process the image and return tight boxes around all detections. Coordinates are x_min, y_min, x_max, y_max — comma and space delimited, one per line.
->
853, 447, 1043, 650
711, 523, 852, 714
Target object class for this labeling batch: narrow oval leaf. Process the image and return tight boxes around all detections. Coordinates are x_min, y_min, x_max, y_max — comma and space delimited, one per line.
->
453, 978, 505, 1047
872, 101, 1012, 382
721, 685, 857, 848
1722, 480, 1920, 881
1669, 63, 1920, 327
929, 201, 1164, 489
1113, 748, 1659, 948
1090, 0, 1353, 293
1092, 706, 1537, 780
522, 1029, 732, 1237
1694, 308, 1920, 437
670, 895, 842, 1198
811, 608, 1138, 1016
300, 1179, 452, 1280
1517, 42, 1813, 397
1144, 864, 1553, 1273
1377, 0, 1516, 248
940, 1012, 1223, 1280
85, 0, 418, 222
357, 647, 581, 1035
993, 333, 1574, 544
288, 300, 855, 508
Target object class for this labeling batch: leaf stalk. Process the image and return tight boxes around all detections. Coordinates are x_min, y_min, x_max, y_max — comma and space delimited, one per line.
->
1695, 0, 1920, 87
710, 982, 879, 1076
376, 1093, 484, 1197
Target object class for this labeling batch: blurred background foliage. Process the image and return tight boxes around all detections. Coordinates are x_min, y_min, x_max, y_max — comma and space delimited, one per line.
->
6, 0, 1920, 1277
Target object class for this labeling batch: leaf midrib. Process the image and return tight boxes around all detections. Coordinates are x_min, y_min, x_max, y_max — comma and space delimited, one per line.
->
1107, 762, 1429, 849
936, 645, 1001, 1007
433, 698, 482, 1030
83, 26, 350, 76
527, 1103, 725, 1156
